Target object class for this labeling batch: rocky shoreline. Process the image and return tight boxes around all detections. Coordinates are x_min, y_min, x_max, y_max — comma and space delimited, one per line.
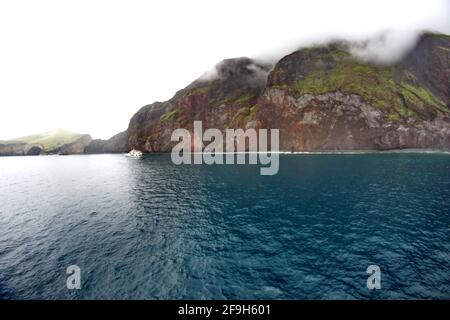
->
0, 134, 92, 156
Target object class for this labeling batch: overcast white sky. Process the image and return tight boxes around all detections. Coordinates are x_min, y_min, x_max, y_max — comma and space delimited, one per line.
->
0, 0, 449, 140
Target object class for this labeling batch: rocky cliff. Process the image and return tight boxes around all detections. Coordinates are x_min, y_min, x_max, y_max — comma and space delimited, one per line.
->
87, 57, 271, 153
91, 32, 449, 153
85, 131, 129, 154
9, 33, 441, 155
0, 142, 44, 156
0, 131, 92, 156
58, 134, 93, 155
257, 33, 450, 150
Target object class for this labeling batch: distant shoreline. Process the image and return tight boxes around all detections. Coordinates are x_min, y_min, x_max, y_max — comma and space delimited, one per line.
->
2, 149, 450, 158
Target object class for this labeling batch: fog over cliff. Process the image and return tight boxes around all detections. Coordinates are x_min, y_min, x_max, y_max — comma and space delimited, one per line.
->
0, 0, 449, 140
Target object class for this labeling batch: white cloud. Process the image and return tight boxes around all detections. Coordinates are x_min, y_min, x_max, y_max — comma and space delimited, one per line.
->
0, 0, 448, 139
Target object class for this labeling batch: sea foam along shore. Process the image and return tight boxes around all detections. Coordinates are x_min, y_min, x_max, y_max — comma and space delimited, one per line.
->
188, 149, 450, 155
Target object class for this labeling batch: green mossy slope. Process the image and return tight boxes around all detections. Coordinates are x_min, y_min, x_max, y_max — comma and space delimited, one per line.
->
273, 47, 447, 121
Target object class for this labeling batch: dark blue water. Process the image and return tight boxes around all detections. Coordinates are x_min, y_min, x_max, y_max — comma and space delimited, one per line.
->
0, 153, 449, 299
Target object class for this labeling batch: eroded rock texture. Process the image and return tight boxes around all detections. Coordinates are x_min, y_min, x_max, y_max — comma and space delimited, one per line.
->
90, 33, 450, 152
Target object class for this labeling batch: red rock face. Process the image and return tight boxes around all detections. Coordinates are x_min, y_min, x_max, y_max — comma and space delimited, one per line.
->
123, 58, 270, 152
257, 89, 450, 151
90, 33, 450, 153
256, 33, 450, 151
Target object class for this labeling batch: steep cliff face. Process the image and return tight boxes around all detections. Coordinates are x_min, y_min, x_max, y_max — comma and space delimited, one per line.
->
398, 33, 450, 105
58, 134, 92, 155
0, 130, 92, 156
0, 143, 44, 156
125, 58, 271, 152
92, 33, 450, 152
257, 33, 450, 150
85, 131, 128, 154
3, 34, 447, 156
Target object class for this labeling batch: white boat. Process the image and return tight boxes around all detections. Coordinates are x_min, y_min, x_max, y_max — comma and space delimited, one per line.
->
125, 149, 143, 158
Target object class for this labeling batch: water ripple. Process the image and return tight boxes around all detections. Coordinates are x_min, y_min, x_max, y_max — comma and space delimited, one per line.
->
0, 153, 449, 299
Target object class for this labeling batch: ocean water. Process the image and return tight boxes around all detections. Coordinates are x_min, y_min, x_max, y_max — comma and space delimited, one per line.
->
0, 153, 449, 299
